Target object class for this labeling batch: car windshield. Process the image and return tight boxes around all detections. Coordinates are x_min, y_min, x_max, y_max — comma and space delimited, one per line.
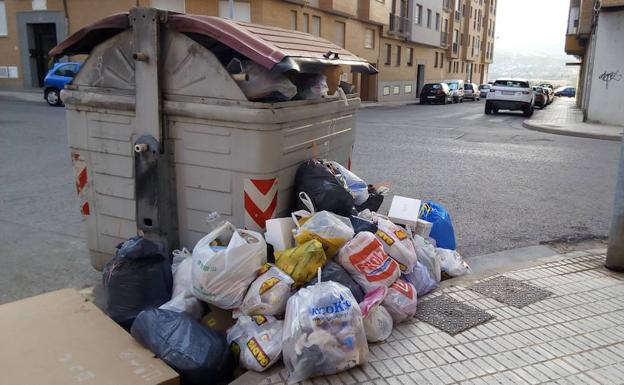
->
494, 80, 530, 88
465, 84, 473, 90
447, 83, 459, 90
430, 84, 441, 89
479, 84, 490, 89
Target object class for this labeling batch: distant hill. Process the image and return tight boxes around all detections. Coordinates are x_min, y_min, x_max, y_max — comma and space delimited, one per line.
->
488, 47, 579, 86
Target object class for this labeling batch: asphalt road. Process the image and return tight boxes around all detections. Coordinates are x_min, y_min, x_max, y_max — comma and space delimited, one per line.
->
0, 98, 620, 303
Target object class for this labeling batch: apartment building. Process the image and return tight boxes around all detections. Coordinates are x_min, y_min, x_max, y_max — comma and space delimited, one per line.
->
0, 0, 496, 102
565, 0, 624, 126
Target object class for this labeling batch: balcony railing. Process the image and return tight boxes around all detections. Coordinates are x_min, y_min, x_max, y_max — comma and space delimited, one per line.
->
389, 13, 410, 37
452, 42, 458, 54
441, 31, 449, 46
454, 10, 461, 21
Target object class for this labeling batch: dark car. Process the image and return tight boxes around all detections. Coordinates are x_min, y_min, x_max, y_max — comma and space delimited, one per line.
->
420, 83, 453, 104
554, 86, 576, 97
43, 62, 82, 106
533, 86, 548, 108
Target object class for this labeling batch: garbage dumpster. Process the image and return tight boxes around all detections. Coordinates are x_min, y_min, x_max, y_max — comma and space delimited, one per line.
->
50, 8, 377, 270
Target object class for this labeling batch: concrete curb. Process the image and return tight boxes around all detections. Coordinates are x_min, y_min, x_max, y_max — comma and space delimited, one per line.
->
522, 120, 622, 142
0, 92, 45, 104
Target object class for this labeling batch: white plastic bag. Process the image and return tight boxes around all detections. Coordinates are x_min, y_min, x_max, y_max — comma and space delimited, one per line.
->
294, 210, 354, 257
160, 248, 204, 319
413, 235, 441, 283
227, 315, 283, 372
375, 217, 418, 274
337, 231, 400, 293
382, 278, 418, 324
241, 263, 294, 316
229, 59, 297, 101
359, 287, 393, 343
402, 261, 438, 298
191, 222, 267, 309
436, 248, 471, 277
283, 279, 368, 383
326, 161, 369, 206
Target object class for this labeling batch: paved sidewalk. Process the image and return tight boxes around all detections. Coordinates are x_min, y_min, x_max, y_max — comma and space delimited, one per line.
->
523, 98, 622, 141
238, 249, 624, 385
361, 100, 420, 109
0, 88, 45, 104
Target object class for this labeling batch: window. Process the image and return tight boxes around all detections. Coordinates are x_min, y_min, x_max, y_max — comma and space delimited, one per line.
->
218, 0, 250, 22
407, 47, 413, 66
334, 21, 345, 47
493, 80, 530, 88
311, 15, 321, 37
434, 52, 438, 68
426, 9, 432, 28
440, 52, 444, 64
364, 29, 375, 49
435, 13, 440, 31
302, 13, 309, 33
385, 44, 392, 65
0, 1, 6, 36
416, 5, 423, 24
396, 45, 401, 66
448, 61, 451, 72
404, 85, 412, 93
461, 62, 464, 72
290, 10, 297, 30
151, 0, 185, 12
460, 33, 464, 45
54, 64, 78, 77
32, 0, 46, 10
393, 86, 400, 95
383, 86, 390, 96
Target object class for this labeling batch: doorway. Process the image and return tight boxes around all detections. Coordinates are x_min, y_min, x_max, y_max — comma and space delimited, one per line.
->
27, 23, 57, 87
416, 64, 425, 96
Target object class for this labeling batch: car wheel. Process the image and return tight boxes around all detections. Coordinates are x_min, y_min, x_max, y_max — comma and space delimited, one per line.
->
493, 108, 499, 114
45, 88, 62, 107
484, 103, 492, 114
459, 98, 464, 103
523, 107, 533, 117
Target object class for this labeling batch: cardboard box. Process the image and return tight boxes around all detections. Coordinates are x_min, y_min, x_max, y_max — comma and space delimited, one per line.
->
0, 289, 179, 385
388, 195, 422, 227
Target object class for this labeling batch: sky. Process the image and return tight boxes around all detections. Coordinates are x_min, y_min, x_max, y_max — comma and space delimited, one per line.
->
494, 0, 570, 54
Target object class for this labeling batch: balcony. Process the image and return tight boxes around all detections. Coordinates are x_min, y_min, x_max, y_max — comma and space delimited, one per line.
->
389, 13, 410, 38
319, 0, 357, 17
455, 10, 461, 21
443, 0, 452, 11
565, 34, 586, 56
357, 0, 389, 25
440, 31, 449, 47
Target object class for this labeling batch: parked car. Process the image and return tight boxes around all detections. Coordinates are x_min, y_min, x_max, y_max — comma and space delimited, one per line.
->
419, 82, 453, 104
542, 86, 554, 105
43, 62, 82, 106
533, 86, 548, 108
538, 82, 555, 91
463, 83, 480, 101
478, 84, 491, 98
485, 78, 535, 117
443, 79, 465, 103
554, 86, 576, 97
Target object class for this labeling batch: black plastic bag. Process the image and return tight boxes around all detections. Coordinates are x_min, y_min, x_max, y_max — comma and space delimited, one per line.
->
305, 261, 364, 302
350, 215, 378, 234
102, 236, 173, 330
294, 159, 356, 217
355, 186, 384, 212
131, 308, 234, 385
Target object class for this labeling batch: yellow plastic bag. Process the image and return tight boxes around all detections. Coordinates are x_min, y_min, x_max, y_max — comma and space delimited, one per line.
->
275, 240, 327, 286
293, 211, 354, 257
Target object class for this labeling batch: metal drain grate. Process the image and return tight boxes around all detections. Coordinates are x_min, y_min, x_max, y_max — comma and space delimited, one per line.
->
469, 275, 553, 308
416, 295, 494, 335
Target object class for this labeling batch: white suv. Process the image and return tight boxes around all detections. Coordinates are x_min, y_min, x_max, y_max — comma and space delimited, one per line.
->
485, 79, 534, 117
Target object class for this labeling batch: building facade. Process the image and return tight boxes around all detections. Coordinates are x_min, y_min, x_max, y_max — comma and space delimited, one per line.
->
0, 0, 497, 101
565, 0, 624, 126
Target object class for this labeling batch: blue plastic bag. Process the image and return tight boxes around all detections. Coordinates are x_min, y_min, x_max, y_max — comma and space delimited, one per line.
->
420, 200, 456, 250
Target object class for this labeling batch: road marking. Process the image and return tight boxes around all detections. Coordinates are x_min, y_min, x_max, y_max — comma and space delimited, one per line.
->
461, 113, 483, 121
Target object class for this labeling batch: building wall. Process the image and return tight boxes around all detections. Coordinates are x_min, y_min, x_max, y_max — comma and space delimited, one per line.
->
586, 10, 624, 126
409, 0, 443, 47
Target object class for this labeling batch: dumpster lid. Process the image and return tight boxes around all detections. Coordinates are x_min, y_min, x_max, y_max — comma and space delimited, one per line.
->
50, 10, 378, 74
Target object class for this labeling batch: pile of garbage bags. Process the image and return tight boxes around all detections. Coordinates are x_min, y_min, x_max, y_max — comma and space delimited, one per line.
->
102, 158, 470, 384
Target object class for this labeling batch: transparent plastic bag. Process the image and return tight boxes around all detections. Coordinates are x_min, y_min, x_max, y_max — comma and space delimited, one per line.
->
227, 315, 283, 372
359, 287, 393, 342
229, 59, 296, 101
337, 231, 400, 293
436, 248, 471, 277
275, 240, 327, 287
413, 235, 441, 283
375, 217, 418, 274
241, 263, 294, 316
294, 210, 354, 257
282, 278, 368, 383
191, 222, 267, 309
382, 278, 418, 324
326, 161, 369, 206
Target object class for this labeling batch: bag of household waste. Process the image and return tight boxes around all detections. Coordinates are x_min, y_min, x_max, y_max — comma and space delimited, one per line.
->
227, 315, 284, 372
282, 277, 368, 383
241, 263, 294, 316
382, 278, 418, 324
293, 210, 354, 258
160, 248, 204, 319
131, 308, 234, 385
420, 200, 456, 250
356, 185, 386, 212
374, 217, 418, 274
402, 261, 438, 298
413, 235, 442, 283
436, 248, 472, 277
294, 159, 356, 217
191, 222, 267, 309
337, 231, 400, 293
325, 161, 369, 206
227, 59, 297, 102
275, 240, 326, 287
294, 74, 330, 100
102, 236, 173, 330
305, 261, 365, 303
350, 214, 378, 235
359, 287, 393, 342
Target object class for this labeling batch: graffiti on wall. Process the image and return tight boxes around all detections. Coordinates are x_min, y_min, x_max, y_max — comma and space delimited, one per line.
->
598, 70, 622, 89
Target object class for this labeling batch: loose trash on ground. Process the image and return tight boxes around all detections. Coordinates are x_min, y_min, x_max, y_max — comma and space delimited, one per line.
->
359, 287, 393, 342
388, 195, 422, 227
227, 315, 284, 372
160, 248, 204, 319
437, 248, 472, 277
103, 236, 173, 330
420, 200, 457, 250
131, 308, 234, 385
